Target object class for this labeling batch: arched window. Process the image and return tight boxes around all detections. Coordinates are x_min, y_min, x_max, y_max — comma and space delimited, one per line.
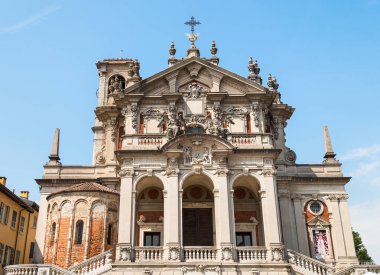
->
51, 222, 56, 241
107, 224, 112, 245
75, 220, 84, 244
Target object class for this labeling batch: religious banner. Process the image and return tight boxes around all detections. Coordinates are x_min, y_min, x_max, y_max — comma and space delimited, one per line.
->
313, 230, 329, 259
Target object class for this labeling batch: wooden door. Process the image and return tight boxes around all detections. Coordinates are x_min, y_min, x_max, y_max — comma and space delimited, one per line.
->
183, 208, 213, 246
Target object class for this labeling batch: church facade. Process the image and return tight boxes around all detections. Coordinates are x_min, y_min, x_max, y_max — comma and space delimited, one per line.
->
29, 37, 366, 275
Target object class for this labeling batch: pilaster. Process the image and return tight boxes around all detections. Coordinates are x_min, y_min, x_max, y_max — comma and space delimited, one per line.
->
33, 192, 49, 263
278, 191, 297, 250
292, 195, 310, 255
116, 168, 135, 262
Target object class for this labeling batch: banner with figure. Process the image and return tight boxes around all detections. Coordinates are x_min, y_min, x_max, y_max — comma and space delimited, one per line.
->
313, 230, 329, 259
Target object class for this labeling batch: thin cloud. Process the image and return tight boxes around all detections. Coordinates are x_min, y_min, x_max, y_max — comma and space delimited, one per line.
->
349, 161, 380, 177
1, 4, 61, 33
340, 144, 380, 161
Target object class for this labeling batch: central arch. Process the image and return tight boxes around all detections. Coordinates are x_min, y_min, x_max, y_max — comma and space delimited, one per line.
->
181, 174, 215, 247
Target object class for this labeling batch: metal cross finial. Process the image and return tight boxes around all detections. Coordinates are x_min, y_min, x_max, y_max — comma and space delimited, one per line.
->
185, 16, 201, 34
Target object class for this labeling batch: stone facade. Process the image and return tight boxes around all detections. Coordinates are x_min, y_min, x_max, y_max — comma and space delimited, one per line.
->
32, 41, 360, 275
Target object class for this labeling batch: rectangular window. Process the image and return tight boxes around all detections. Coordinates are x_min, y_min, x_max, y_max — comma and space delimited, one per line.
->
11, 211, 17, 228
0, 203, 4, 222
9, 248, 15, 265
236, 232, 252, 247
143, 232, 160, 246
15, 250, 20, 264
29, 242, 35, 258
33, 216, 37, 228
0, 243, 4, 264
3, 206, 10, 225
19, 216, 25, 233
3, 246, 9, 265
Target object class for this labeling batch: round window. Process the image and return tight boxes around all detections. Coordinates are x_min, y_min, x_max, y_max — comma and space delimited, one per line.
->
309, 201, 323, 215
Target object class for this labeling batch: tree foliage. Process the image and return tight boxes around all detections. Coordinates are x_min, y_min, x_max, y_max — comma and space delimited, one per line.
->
352, 229, 372, 262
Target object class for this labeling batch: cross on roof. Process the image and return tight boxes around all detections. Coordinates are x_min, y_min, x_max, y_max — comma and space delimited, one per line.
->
185, 16, 201, 34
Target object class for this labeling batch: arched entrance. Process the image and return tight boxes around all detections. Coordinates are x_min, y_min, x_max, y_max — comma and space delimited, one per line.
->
233, 175, 264, 247
135, 177, 164, 248
182, 174, 215, 247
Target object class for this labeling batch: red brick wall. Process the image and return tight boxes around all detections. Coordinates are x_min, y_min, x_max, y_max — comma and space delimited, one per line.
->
89, 218, 104, 258
55, 217, 70, 267
70, 241, 85, 265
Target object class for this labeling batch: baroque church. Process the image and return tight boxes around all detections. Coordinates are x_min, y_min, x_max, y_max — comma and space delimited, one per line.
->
8, 19, 378, 275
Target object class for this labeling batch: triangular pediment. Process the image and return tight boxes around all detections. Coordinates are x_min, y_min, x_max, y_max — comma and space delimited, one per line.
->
307, 215, 330, 226
124, 57, 267, 97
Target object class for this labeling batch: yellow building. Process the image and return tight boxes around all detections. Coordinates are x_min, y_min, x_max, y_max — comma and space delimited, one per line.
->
0, 177, 39, 275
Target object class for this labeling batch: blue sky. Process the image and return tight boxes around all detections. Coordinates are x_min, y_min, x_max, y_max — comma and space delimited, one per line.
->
1, 0, 379, 262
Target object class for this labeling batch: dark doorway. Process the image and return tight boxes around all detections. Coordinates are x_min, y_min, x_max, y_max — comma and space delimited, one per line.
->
183, 208, 213, 246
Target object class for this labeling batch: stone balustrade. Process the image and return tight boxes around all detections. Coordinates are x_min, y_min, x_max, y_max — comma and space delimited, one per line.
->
122, 134, 167, 149
182, 247, 217, 262
228, 133, 274, 148
287, 249, 333, 275
5, 264, 73, 275
134, 247, 164, 261
68, 249, 112, 275
236, 246, 268, 262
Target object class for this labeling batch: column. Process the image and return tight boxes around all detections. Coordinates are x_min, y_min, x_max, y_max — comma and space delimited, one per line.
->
338, 196, 357, 259
83, 209, 91, 260
117, 169, 135, 262
214, 173, 234, 261
278, 191, 297, 250
292, 195, 310, 255
65, 210, 75, 268
261, 174, 282, 245
163, 166, 181, 261
33, 192, 48, 263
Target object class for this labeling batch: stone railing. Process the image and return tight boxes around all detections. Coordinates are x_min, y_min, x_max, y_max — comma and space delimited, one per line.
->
287, 249, 334, 275
68, 249, 112, 275
228, 133, 274, 148
122, 134, 167, 148
236, 246, 268, 262
5, 264, 73, 275
134, 247, 164, 261
182, 247, 217, 261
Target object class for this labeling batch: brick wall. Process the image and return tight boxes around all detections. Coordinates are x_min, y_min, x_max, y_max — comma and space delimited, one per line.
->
55, 217, 70, 267
89, 218, 104, 258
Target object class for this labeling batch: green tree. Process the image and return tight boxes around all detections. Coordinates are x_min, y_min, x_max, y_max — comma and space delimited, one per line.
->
352, 229, 373, 262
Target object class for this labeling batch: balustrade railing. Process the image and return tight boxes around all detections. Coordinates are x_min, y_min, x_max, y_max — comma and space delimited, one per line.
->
228, 133, 273, 148
134, 247, 163, 261
5, 264, 73, 275
182, 247, 217, 261
68, 249, 112, 275
236, 246, 268, 262
137, 136, 163, 145
287, 249, 333, 275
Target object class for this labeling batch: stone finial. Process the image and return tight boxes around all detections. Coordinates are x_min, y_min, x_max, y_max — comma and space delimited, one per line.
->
209, 41, 219, 65
46, 128, 61, 165
168, 41, 178, 67
267, 73, 279, 91
169, 41, 176, 56
323, 125, 339, 164
248, 57, 262, 84
211, 41, 217, 56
